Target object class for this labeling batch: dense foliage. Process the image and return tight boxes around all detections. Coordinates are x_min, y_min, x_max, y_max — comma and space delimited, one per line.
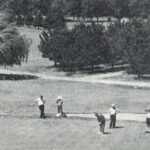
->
2, 0, 150, 76
0, 11, 30, 66
8, 0, 150, 19
38, 19, 150, 76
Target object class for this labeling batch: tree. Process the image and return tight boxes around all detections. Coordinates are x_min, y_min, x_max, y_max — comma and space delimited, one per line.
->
0, 1, 30, 66
130, 0, 150, 18
68, 0, 82, 20
16, 14, 24, 26
38, 0, 53, 15
0, 25, 30, 66
82, 0, 96, 20
38, 31, 51, 59
105, 22, 124, 68
115, 0, 130, 19
8, 0, 22, 14
106, 19, 150, 77
81, 0, 115, 21
44, 8, 65, 29
25, 13, 34, 27
123, 19, 150, 77
96, 0, 115, 18
9, 0, 33, 15
33, 12, 44, 29
39, 27, 71, 69
38, 23, 107, 72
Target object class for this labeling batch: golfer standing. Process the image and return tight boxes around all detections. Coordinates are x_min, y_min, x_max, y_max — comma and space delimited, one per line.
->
56, 96, 63, 115
145, 108, 150, 133
108, 104, 118, 128
34, 95, 46, 118
95, 113, 106, 134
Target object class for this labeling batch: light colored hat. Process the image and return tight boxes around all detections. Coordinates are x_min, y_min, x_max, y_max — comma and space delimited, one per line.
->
57, 96, 63, 100
111, 104, 115, 107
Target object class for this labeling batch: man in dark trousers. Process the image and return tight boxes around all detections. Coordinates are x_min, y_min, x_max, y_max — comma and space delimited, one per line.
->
34, 95, 46, 118
108, 104, 118, 128
95, 113, 106, 134
56, 96, 63, 114
56, 96, 67, 118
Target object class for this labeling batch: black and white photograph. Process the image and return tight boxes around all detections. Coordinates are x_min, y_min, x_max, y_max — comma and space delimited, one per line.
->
0, 0, 150, 149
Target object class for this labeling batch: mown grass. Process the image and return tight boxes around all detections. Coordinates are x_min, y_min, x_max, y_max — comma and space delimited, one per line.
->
0, 79, 150, 116
0, 117, 149, 150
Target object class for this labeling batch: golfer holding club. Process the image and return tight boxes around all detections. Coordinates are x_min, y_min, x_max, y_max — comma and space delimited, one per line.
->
108, 104, 119, 128
33, 95, 46, 119
95, 113, 106, 134
56, 96, 63, 117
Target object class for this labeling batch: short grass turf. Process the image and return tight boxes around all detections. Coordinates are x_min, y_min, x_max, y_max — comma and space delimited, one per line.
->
0, 117, 149, 150
0, 79, 150, 115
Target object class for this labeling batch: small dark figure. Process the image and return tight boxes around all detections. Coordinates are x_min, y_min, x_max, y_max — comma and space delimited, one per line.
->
108, 104, 119, 129
95, 113, 106, 134
56, 96, 63, 114
145, 108, 150, 133
34, 95, 46, 118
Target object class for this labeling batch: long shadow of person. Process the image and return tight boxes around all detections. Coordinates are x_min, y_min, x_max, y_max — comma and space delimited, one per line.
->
114, 126, 124, 129
103, 132, 111, 135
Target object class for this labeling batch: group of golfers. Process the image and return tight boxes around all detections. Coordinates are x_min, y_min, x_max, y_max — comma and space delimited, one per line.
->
34, 95, 64, 119
95, 104, 118, 134
34, 95, 150, 134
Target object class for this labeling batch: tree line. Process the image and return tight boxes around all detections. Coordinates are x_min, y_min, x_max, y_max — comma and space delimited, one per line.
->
4, 0, 150, 77
38, 19, 150, 77
9, 0, 150, 20
16, 8, 65, 30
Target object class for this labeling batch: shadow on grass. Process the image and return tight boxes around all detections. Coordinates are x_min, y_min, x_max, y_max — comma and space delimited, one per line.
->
114, 126, 124, 129
104, 132, 111, 135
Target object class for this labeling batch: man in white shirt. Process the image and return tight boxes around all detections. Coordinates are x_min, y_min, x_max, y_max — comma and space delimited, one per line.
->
108, 104, 118, 128
34, 95, 46, 118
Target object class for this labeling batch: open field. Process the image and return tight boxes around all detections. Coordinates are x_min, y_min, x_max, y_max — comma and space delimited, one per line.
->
0, 79, 150, 115
0, 117, 149, 150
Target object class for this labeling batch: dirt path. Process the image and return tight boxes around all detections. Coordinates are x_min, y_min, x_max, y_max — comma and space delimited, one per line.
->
1, 68, 150, 88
